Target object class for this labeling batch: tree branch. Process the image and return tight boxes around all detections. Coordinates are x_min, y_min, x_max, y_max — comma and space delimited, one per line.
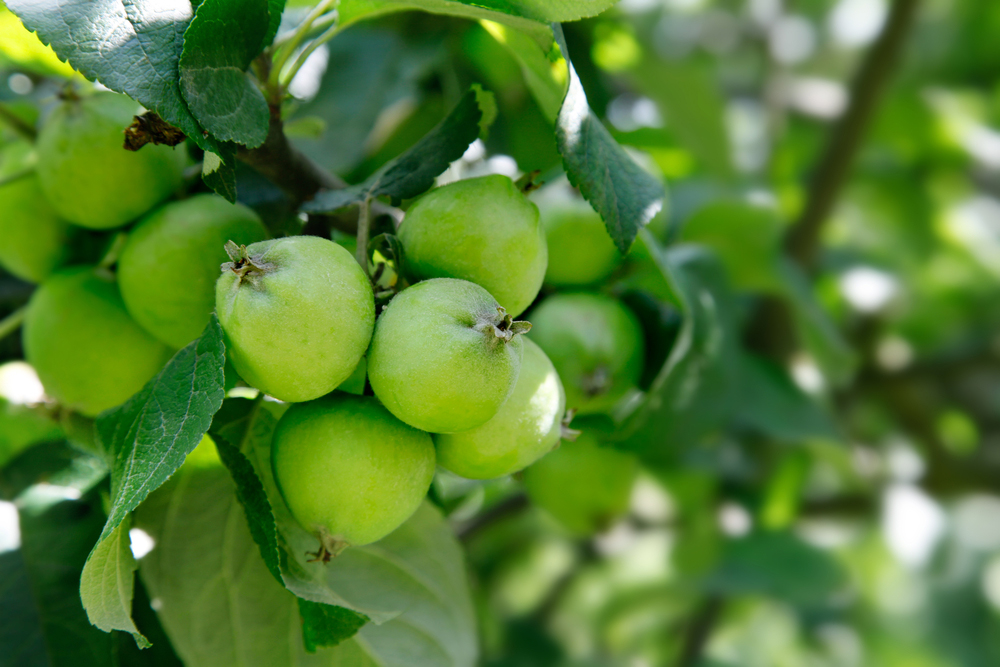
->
784, 0, 921, 271
676, 595, 725, 667
237, 105, 346, 206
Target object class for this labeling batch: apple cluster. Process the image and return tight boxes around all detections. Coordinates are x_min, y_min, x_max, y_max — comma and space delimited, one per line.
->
3, 90, 648, 558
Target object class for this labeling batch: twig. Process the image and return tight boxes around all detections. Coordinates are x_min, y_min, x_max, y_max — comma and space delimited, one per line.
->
0, 102, 37, 141
237, 106, 347, 205
676, 595, 725, 667
784, 0, 921, 272
746, 0, 921, 362
457, 493, 529, 543
0, 306, 27, 342
356, 196, 372, 272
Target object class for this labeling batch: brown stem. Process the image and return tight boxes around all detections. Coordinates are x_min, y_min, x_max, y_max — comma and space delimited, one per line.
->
676, 595, 725, 667
237, 105, 346, 206
784, 0, 921, 272
746, 0, 921, 362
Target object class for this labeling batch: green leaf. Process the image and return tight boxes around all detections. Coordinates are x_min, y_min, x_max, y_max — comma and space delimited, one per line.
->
777, 259, 858, 387
0, 487, 112, 666
298, 599, 368, 653
302, 86, 494, 213
680, 201, 783, 292
80, 317, 226, 645
80, 520, 146, 648
209, 399, 368, 650
552, 25, 666, 254
630, 56, 733, 178
705, 530, 847, 606
135, 454, 478, 667
202, 149, 239, 203
211, 421, 283, 582
619, 237, 740, 463
735, 354, 840, 444
289, 27, 437, 174
264, 0, 288, 48
338, 0, 619, 43
479, 20, 566, 122
4, 0, 239, 199
179, 0, 273, 148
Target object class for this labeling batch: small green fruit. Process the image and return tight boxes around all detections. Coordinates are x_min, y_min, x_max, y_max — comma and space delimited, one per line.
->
399, 175, 547, 317
36, 92, 184, 229
0, 142, 69, 283
540, 200, 620, 287
368, 278, 526, 433
435, 338, 565, 479
272, 394, 435, 552
528, 293, 644, 415
523, 430, 637, 535
23, 267, 173, 416
118, 194, 268, 348
215, 236, 374, 403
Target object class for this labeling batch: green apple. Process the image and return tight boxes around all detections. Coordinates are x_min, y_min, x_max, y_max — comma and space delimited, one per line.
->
0, 142, 69, 283
215, 236, 374, 403
36, 91, 184, 229
22, 267, 174, 416
368, 278, 527, 433
399, 175, 547, 317
527, 293, 644, 415
540, 199, 620, 287
435, 338, 564, 479
523, 430, 637, 535
118, 194, 268, 348
272, 394, 435, 553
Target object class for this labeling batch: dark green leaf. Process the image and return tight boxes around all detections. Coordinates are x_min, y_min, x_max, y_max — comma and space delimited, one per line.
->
209, 398, 367, 650
5, 0, 199, 142
290, 27, 439, 174
211, 418, 282, 582
706, 530, 847, 606
264, 0, 287, 49
297, 599, 368, 653
201, 147, 239, 203
735, 354, 841, 444
680, 201, 783, 291
180, 0, 272, 148
552, 25, 666, 254
618, 238, 740, 463
302, 86, 494, 213
0, 487, 112, 667
630, 56, 733, 178
80, 317, 226, 645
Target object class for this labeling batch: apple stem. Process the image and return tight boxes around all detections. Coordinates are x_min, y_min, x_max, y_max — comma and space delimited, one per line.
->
221, 240, 272, 283
477, 306, 531, 344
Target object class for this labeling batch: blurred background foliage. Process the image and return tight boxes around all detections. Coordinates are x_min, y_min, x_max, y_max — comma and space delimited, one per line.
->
4, 0, 1000, 665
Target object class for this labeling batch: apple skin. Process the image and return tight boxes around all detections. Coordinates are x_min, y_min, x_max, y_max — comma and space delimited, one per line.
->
399, 174, 547, 317
215, 236, 375, 403
23, 267, 174, 416
271, 394, 436, 548
435, 338, 564, 479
